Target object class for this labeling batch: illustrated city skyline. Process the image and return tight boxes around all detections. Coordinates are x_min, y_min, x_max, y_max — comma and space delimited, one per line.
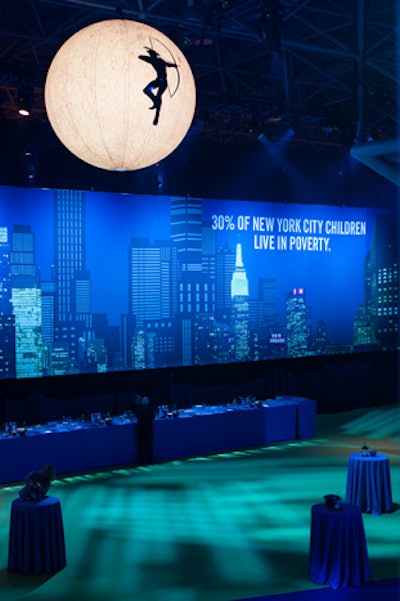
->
0, 186, 397, 379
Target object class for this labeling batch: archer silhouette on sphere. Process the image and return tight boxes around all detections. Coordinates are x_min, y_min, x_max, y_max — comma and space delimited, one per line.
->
138, 47, 178, 125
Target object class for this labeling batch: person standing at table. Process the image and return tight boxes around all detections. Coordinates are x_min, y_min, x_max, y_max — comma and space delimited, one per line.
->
134, 396, 156, 465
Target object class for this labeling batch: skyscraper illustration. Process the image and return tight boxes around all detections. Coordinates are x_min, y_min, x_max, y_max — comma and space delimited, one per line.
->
250, 276, 282, 358
231, 243, 249, 299
354, 305, 376, 348
129, 238, 172, 327
41, 279, 55, 375
286, 287, 311, 357
230, 243, 250, 361
216, 245, 235, 314
170, 196, 203, 273
54, 189, 89, 369
368, 214, 399, 348
0, 227, 15, 378
10, 225, 43, 378
170, 196, 214, 365
54, 189, 86, 323
258, 277, 277, 321
41, 280, 55, 348
128, 238, 173, 368
71, 269, 92, 328
313, 319, 329, 354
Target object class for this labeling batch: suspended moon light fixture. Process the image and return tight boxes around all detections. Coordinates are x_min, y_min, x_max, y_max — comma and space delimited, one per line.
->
44, 19, 196, 171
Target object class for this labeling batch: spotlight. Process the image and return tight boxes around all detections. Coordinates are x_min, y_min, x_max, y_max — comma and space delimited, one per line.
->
17, 86, 33, 117
21, 147, 38, 184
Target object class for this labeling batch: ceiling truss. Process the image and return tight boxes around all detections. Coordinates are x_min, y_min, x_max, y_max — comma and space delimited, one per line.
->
0, 0, 398, 149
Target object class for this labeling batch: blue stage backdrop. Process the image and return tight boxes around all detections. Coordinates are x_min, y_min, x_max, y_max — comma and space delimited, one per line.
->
0, 185, 397, 379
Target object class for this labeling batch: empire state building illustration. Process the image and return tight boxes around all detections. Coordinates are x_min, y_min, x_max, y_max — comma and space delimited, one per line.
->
230, 243, 250, 361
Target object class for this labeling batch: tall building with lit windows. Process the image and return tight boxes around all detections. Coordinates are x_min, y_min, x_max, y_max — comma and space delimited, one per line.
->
41, 280, 55, 347
54, 189, 89, 369
54, 189, 86, 323
131, 329, 146, 369
369, 214, 399, 348
193, 314, 233, 365
170, 196, 215, 366
170, 196, 203, 272
249, 277, 277, 335
10, 225, 43, 378
41, 280, 55, 375
230, 243, 250, 361
258, 277, 277, 320
129, 238, 172, 327
201, 220, 217, 306
286, 287, 311, 357
72, 269, 92, 328
143, 319, 178, 368
177, 274, 216, 365
179, 275, 214, 315
354, 305, 376, 348
0, 227, 15, 378
216, 245, 235, 314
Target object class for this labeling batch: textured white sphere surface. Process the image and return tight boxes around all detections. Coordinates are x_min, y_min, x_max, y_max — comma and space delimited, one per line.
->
45, 19, 196, 171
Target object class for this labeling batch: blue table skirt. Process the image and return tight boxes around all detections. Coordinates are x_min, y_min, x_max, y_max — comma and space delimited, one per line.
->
276, 396, 317, 439
261, 402, 297, 443
8, 496, 67, 575
0, 423, 137, 484
1, 398, 315, 483
153, 403, 297, 462
345, 453, 393, 514
309, 502, 371, 588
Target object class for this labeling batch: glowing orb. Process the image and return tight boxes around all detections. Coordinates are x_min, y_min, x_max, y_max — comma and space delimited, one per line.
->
44, 19, 196, 171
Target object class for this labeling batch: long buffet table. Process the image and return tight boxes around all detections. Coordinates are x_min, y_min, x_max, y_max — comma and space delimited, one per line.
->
0, 397, 316, 485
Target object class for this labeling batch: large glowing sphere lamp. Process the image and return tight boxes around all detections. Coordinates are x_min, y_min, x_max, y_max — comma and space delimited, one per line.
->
44, 20, 196, 171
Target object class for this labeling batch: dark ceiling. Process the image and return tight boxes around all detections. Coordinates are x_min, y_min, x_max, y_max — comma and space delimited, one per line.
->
0, 0, 398, 197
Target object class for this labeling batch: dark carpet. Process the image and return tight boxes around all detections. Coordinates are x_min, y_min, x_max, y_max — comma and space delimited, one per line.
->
233, 577, 400, 601
0, 405, 398, 601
